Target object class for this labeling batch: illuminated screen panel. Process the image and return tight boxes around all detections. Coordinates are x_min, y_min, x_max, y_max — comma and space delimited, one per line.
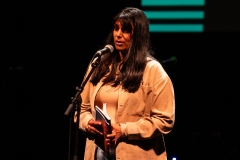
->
141, 0, 206, 32
144, 11, 204, 19
142, 0, 205, 6
150, 24, 203, 32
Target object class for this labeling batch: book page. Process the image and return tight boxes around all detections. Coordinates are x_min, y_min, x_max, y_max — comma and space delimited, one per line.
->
102, 103, 110, 120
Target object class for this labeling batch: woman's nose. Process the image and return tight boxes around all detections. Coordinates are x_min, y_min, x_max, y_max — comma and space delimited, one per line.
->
116, 30, 123, 37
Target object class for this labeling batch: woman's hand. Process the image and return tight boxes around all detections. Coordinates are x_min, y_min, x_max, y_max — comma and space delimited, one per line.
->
106, 123, 122, 145
87, 119, 103, 135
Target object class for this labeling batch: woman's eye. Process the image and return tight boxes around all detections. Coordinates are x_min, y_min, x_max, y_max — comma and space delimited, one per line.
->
122, 28, 131, 33
114, 25, 119, 31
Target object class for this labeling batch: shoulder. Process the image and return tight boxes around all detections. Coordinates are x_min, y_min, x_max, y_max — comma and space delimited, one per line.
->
145, 57, 168, 79
146, 57, 164, 72
146, 57, 160, 67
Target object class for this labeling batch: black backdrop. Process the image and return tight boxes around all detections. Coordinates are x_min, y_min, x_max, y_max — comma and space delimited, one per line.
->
1, 0, 240, 160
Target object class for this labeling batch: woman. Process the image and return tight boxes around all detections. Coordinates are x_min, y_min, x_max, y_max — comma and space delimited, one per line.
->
76, 7, 175, 160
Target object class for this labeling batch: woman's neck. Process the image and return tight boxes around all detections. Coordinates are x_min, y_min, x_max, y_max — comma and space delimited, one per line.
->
118, 51, 126, 61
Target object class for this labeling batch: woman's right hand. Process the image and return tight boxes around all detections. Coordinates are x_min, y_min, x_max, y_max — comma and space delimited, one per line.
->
87, 119, 103, 135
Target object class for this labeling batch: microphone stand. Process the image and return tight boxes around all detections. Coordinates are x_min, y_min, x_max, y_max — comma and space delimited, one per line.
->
64, 53, 102, 160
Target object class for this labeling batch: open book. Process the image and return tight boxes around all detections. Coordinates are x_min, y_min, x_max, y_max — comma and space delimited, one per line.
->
94, 103, 112, 155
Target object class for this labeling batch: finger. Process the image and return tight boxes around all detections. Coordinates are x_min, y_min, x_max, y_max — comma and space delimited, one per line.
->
107, 133, 115, 138
88, 125, 103, 136
105, 138, 110, 146
87, 125, 94, 134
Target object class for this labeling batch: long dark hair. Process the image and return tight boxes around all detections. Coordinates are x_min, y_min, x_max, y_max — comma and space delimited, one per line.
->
90, 7, 155, 93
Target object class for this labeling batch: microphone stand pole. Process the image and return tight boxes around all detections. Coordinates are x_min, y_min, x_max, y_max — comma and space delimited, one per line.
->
64, 53, 102, 160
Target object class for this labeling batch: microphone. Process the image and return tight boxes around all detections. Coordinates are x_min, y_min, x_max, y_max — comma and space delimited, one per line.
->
160, 56, 177, 65
95, 45, 114, 56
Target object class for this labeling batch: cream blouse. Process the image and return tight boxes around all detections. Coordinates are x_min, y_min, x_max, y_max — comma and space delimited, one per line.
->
94, 84, 119, 124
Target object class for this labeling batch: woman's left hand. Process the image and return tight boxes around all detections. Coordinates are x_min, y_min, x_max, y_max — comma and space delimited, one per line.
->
106, 123, 122, 145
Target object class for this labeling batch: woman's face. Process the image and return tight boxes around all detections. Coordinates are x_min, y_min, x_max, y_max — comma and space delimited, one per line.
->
113, 20, 133, 52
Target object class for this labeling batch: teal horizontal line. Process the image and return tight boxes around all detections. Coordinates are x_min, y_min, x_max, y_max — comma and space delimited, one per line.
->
149, 24, 204, 32
144, 11, 204, 19
142, 0, 205, 6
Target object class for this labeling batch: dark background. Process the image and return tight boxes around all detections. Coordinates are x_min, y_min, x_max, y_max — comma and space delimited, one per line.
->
1, 0, 240, 160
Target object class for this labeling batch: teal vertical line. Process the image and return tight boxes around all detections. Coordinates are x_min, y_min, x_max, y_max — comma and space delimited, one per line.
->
142, 0, 205, 6
144, 11, 204, 19
149, 24, 204, 32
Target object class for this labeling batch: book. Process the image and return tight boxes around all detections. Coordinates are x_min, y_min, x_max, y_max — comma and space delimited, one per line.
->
94, 103, 112, 154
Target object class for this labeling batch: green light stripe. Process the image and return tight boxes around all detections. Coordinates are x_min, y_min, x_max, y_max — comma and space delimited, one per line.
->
144, 11, 204, 19
149, 24, 204, 32
142, 0, 205, 6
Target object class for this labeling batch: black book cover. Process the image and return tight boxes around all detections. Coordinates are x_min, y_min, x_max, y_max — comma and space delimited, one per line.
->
94, 103, 112, 154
